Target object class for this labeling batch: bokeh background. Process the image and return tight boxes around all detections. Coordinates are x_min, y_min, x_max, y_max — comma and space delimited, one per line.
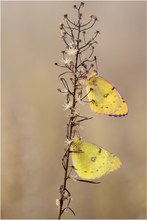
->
2, 1, 146, 219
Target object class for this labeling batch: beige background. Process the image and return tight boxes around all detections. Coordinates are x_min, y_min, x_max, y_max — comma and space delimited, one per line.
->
2, 1, 146, 219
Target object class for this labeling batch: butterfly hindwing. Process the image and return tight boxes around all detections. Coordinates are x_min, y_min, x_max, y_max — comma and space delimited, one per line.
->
71, 137, 121, 180
86, 73, 128, 116
109, 97, 128, 116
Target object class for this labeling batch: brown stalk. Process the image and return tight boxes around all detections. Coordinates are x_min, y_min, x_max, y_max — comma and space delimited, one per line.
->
56, 2, 98, 219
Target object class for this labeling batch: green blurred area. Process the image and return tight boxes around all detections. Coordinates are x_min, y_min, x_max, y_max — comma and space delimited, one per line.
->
2, 1, 146, 219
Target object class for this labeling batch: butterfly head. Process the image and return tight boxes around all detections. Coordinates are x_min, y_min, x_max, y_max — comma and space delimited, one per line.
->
78, 70, 99, 87
73, 136, 82, 143
87, 70, 98, 80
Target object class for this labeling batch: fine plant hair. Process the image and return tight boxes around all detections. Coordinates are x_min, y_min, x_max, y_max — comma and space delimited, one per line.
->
55, 2, 99, 219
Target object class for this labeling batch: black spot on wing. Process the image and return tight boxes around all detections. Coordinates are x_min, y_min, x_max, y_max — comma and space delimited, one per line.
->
91, 156, 97, 162
104, 93, 109, 98
91, 99, 98, 107
98, 148, 102, 154
91, 99, 95, 103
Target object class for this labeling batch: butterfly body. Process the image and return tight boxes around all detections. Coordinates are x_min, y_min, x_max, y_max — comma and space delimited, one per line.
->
71, 137, 121, 180
86, 71, 128, 116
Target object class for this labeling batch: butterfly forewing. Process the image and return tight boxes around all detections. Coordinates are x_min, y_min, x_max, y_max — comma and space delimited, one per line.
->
86, 74, 128, 116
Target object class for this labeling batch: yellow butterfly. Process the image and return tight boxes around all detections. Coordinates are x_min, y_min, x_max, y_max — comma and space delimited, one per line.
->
86, 71, 128, 117
71, 136, 121, 180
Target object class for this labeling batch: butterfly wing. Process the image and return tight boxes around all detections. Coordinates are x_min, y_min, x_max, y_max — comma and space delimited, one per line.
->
86, 75, 128, 116
71, 137, 121, 180
109, 97, 128, 116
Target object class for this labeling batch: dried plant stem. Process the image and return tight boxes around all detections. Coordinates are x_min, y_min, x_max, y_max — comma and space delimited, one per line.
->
56, 2, 98, 218
57, 26, 80, 220
57, 149, 70, 219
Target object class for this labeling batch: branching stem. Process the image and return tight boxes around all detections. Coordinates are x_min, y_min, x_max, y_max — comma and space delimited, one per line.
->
56, 2, 98, 219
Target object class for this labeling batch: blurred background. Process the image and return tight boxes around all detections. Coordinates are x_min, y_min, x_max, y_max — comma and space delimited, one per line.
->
1, 1, 146, 219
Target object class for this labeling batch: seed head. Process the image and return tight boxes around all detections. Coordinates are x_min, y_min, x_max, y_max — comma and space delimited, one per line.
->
73, 5, 77, 9
64, 14, 68, 19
